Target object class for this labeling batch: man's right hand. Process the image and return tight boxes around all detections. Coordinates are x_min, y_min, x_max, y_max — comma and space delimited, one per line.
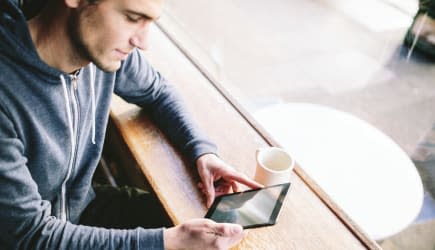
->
163, 218, 246, 250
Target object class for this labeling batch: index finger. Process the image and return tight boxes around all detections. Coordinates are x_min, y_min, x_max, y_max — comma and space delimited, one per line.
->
226, 171, 264, 189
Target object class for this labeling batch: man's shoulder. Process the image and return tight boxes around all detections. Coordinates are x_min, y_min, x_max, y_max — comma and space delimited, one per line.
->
0, 52, 24, 83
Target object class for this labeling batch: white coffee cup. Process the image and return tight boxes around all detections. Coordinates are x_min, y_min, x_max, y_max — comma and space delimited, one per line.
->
254, 147, 295, 186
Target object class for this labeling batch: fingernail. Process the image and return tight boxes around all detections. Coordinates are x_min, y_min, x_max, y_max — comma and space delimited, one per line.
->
231, 225, 243, 234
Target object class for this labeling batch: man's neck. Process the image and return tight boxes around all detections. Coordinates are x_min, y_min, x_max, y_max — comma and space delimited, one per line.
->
27, 3, 89, 74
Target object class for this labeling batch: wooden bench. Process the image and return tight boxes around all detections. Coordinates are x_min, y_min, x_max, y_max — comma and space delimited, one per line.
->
107, 25, 381, 250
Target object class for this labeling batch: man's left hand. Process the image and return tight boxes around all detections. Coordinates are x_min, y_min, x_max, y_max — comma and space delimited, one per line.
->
196, 153, 263, 208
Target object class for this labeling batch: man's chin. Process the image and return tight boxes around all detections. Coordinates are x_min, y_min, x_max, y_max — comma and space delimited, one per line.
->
94, 61, 122, 72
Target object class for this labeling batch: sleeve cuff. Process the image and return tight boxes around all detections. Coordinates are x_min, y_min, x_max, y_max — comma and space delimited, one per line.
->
136, 228, 164, 250
189, 140, 218, 167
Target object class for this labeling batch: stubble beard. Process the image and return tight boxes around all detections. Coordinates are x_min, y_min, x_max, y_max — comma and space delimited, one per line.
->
67, 9, 120, 73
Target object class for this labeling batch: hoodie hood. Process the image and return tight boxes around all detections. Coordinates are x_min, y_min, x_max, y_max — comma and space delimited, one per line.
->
1, 0, 98, 144
0, 0, 65, 79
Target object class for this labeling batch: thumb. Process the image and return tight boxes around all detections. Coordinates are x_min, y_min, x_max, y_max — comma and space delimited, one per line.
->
216, 223, 243, 237
203, 177, 215, 208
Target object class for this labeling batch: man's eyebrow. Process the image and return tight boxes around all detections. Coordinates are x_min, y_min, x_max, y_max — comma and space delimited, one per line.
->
126, 10, 159, 20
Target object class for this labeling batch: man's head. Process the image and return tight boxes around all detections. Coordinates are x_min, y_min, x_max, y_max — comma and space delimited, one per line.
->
66, 0, 162, 72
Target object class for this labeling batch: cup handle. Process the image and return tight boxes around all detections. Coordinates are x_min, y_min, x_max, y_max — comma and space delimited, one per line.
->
256, 147, 268, 163
256, 148, 261, 161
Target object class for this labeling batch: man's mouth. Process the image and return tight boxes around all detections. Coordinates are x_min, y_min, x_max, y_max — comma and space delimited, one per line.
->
114, 49, 130, 60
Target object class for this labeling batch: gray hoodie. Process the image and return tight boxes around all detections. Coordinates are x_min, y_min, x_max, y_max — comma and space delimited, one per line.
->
0, 0, 217, 249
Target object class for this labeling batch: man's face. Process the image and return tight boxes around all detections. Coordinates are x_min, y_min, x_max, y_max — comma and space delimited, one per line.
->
69, 0, 162, 72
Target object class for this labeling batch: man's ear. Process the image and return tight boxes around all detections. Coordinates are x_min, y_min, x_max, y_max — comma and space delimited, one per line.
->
64, 0, 81, 8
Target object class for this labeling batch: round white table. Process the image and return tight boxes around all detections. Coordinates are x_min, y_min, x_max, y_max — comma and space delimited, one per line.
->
254, 103, 424, 240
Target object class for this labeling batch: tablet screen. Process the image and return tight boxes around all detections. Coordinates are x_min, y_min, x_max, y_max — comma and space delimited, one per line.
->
204, 182, 291, 229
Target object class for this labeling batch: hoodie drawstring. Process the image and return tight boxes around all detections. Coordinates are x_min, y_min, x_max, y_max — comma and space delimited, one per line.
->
89, 64, 96, 144
60, 65, 96, 146
60, 75, 75, 148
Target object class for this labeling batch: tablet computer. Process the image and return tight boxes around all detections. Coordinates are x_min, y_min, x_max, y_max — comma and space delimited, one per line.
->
204, 182, 291, 229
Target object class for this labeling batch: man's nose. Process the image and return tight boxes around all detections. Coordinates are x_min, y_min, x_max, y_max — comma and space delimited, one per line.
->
130, 22, 151, 50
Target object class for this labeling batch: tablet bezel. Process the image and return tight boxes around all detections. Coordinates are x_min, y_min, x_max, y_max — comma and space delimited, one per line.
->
204, 182, 291, 229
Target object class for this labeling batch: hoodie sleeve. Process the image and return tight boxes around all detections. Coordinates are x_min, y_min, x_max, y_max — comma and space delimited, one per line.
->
114, 49, 218, 165
0, 106, 164, 250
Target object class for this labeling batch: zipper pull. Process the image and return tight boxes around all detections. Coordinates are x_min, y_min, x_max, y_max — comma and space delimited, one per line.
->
72, 76, 78, 90
71, 71, 79, 90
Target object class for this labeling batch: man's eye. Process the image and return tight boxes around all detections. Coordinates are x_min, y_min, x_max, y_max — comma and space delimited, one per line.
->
126, 15, 141, 22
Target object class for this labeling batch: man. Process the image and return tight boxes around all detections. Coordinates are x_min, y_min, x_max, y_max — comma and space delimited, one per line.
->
405, 0, 435, 57
0, 0, 261, 249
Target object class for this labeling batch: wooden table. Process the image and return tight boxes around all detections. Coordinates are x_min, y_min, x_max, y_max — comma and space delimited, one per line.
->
109, 24, 380, 250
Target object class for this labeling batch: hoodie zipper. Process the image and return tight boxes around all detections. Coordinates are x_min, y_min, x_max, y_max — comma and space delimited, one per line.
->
60, 72, 80, 221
